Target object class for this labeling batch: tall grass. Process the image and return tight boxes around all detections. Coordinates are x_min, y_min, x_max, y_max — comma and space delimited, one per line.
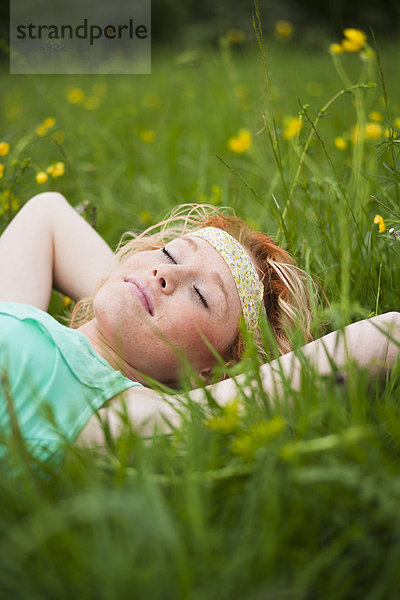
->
1, 22, 400, 599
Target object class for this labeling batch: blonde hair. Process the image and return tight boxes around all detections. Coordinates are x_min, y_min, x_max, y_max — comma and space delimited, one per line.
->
70, 204, 315, 372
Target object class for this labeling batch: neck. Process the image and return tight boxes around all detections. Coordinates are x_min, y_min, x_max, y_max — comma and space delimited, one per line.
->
78, 319, 145, 385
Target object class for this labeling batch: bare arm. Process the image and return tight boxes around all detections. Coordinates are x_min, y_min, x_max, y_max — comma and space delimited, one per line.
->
76, 311, 400, 447
0, 192, 114, 310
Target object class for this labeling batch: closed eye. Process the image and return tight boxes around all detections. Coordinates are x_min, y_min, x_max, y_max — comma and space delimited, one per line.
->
194, 285, 208, 309
162, 246, 176, 263
162, 246, 208, 309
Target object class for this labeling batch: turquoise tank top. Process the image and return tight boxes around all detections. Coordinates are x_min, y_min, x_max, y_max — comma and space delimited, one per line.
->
0, 302, 141, 464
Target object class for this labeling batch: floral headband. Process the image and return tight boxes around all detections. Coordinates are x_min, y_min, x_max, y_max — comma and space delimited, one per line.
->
185, 227, 265, 342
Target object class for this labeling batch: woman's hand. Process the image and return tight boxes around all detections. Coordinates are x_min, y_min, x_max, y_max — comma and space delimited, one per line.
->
0, 192, 114, 310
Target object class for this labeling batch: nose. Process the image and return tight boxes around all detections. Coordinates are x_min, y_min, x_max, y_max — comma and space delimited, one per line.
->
152, 264, 179, 294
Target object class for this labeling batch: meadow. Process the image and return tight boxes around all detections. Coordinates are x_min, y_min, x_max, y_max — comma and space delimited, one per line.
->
1, 20, 400, 599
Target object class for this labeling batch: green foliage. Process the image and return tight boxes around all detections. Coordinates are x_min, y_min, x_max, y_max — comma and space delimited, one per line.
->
2, 364, 400, 599
1, 27, 400, 600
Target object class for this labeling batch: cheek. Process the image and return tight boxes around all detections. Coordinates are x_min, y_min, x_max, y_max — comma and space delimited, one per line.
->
93, 284, 113, 322
93, 290, 117, 342
164, 310, 220, 363
93, 281, 135, 339
94, 281, 119, 318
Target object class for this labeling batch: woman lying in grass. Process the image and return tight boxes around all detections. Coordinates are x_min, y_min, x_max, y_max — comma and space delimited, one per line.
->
0, 192, 399, 464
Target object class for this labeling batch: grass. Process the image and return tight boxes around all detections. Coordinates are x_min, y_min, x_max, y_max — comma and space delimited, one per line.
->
1, 24, 400, 599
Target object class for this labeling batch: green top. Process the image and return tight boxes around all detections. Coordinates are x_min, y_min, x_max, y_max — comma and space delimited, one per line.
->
0, 302, 141, 464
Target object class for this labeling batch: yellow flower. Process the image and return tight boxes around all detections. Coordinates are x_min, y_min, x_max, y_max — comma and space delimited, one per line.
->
0, 142, 10, 156
329, 43, 344, 55
275, 20, 294, 40
227, 128, 252, 153
63, 295, 72, 308
374, 214, 386, 233
0, 164, 4, 179
232, 416, 285, 461
67, 88, 85, 104
341, 39, 360, 52
47, 162, 65, 178
36, 171, 48, 184
207, 400, 241, 433
84, 96, 100, 110
365, 122, 383, 139
368, 111, 383, 122
54, 162, 65, 177
341, 28, 367, 52
283, 116, 302, 140
334, 136, 348, 150
43, 117, 55, 128
227, 28, 245, 43
394, 118, 400, 129
343, 28, 367, 45
35, 123, 48, 136
139, 129, 155, 143
35, 117, 56, 136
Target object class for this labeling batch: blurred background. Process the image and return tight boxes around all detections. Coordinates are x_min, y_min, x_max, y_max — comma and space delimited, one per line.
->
150, 0, 399, 47
1, 0, 399, 55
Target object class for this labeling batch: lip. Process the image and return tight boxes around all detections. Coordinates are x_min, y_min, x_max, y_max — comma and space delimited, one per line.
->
124, 277, 155, 316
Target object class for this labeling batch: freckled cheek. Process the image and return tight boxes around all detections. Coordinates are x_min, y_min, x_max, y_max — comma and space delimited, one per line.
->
168, 319, 199, 345
94, 282, 141, 335
170, 318, 218, 357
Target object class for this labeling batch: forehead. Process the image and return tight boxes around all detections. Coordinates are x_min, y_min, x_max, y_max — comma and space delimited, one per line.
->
173, 235, 229, 269
172, 235, 240, 296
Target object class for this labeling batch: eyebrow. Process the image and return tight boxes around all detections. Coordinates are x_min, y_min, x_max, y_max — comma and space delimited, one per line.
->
182, 236, 198, 251
180, 237, 229, 308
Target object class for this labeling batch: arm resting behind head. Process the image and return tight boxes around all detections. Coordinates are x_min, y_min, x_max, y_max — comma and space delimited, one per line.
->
76, 312, 400, 448
0, 192, 114, 309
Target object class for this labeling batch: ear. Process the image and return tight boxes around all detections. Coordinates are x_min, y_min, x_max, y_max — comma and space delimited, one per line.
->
199, 367, 213, 385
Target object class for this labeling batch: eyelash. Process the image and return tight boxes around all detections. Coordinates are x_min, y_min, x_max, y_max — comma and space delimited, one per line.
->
161, 246, 208, 309
162, 246, 176, 263
194, 285, 208, 308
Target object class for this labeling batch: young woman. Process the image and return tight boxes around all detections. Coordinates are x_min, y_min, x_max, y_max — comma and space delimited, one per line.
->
0, 192, 399, 463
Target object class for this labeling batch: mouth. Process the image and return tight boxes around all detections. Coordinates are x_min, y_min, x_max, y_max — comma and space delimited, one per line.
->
124, 277, 155, 316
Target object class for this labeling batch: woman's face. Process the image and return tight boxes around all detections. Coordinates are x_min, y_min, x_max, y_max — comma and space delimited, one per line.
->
93, 236, 242, 385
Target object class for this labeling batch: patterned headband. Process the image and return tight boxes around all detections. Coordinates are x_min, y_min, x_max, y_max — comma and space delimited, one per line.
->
185, 227, 265, 342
